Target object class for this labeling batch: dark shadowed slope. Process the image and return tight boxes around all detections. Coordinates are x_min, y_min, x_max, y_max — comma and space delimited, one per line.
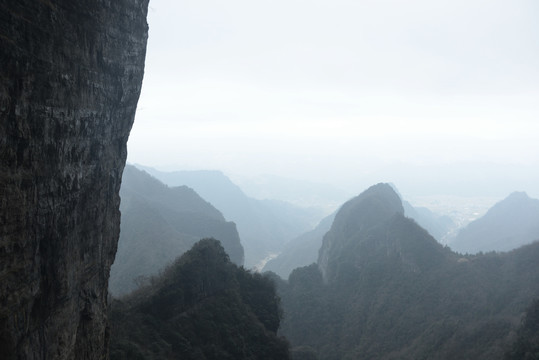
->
110, 239, 289, 360
278, 183, 539, 360
450, 191, 539, 254
110, 165, 243, 296
505, 298, 539, 360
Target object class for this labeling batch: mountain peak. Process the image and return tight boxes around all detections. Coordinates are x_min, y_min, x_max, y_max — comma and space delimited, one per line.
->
329, 183, 404, 234
506, 191, 530, 201
450, 191, 539, 254
318, 183, 419, 282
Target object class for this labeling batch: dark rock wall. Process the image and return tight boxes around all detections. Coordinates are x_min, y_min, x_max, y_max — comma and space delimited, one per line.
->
0, 1, 149, 359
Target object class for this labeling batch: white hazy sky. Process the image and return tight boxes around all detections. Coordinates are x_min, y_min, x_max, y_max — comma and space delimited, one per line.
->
128, 0, 539, 198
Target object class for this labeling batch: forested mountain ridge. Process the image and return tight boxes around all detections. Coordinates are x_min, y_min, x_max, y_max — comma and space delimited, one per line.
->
277, 183, 539, 359
449, 191, 539, 254
110, 239, 289, 359
136, 165, 324, 268
110, 165, 244, 296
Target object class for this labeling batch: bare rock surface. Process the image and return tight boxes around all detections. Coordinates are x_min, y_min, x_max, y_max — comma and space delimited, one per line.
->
0, 1, 149, 358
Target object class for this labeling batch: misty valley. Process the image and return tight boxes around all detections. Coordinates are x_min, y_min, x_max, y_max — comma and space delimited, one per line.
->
108, 165, 539, 359
3, 1, 538, 359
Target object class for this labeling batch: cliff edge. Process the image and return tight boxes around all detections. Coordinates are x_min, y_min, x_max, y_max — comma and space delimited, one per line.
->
0, 1, 149, 359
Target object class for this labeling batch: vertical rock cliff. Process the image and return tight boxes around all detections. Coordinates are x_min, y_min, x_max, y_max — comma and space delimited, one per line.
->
0, 1, 149, 359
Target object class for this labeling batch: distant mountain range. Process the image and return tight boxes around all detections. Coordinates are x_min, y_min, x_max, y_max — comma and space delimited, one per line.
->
449, 191, 539, 254
402, 200, 455, 242
277, 183, 539, 359
109, 165, 244, 296
234, 173, 351, 210
111, 170, 539, 358
135, 164, 325, 268
263, 212, 336, 279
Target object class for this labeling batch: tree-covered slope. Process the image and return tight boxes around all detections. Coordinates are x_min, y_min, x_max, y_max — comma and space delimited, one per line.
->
110, 165, 244, 296
505, 298, 539, 360
109, 239, 289, 360
449, 191, 539, 254
277, 184, 539, 360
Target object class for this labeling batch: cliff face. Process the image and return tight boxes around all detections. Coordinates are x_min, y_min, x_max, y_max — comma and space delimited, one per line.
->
0, 1, 148, 359
318, 183, 405, 282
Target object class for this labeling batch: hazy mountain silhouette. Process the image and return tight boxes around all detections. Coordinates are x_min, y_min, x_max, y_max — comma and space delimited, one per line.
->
135, 164, 324, 268
277, 183, 539, 359
236, 174, 351, 210
109, 165, 244, 296
449, 191, 539, 254
263, 212, 336, 279
389, 183, 455, 242
402, 200, 455, 242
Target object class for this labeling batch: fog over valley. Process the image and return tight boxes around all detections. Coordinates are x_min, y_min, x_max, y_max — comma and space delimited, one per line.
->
128, 0, 539, 209
114, 3, 539, 357
4, 1, 539, 359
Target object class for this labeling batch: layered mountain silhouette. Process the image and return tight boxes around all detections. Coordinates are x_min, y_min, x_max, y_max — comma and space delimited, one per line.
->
236, 173, 351, 210
136, 165, 324, 268
317, 183, 450, 283
263, 212, 336, 279
402, 200, 455, 242
277, 183, 539, 359
109, 165, 244, 296
110, 239, 289, 359
449, 191, 539, 254
263, 185, 455, 280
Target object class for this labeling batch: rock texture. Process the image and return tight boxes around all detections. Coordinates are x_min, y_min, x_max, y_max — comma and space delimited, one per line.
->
0, 1, 148, 359
318, 183, 405, 282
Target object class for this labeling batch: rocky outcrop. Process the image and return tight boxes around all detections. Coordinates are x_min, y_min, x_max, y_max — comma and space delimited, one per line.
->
318, 183, 405, 282
0, 1, 148, 359
279, 184, 539, 359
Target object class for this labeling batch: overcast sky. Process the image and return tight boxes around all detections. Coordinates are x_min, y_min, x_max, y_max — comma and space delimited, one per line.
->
128, 0, 539, 199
